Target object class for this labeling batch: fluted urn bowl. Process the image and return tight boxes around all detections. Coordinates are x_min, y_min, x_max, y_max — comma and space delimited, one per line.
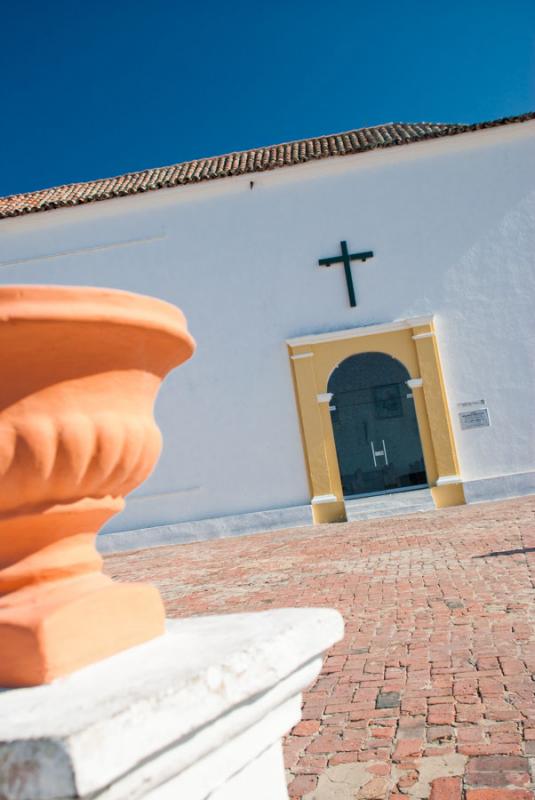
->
0, 285, 195, 687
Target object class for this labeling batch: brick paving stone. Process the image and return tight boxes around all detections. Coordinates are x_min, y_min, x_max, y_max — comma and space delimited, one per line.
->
293, 754, 327, 774
393, 738, 423, 761
105, 495, 535, 799
465, 755, 532, 790
430, 776, 463, 799
376, 692, 401, 709
287, 774, 318, 797
427, 725, 454, 742
293, 720, 321, 737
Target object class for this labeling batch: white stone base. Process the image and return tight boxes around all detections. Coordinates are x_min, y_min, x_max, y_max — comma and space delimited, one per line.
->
97, 503, 313, 553
463, 469, 535, 504
0, 608, 343, 800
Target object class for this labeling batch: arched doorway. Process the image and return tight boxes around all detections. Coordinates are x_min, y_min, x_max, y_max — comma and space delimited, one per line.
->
328, 352, 427, 498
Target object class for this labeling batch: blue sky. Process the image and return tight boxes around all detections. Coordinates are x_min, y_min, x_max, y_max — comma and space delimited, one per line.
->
1, 0, 534, 197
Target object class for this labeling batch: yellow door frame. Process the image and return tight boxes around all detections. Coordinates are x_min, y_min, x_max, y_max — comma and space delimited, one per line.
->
287, 316, 464, 523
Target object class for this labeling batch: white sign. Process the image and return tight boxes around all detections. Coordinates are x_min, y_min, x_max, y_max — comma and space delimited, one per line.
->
459, 408, 490, 430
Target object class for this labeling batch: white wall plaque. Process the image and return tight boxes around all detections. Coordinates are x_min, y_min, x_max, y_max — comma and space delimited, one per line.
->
459, 408, 490, 430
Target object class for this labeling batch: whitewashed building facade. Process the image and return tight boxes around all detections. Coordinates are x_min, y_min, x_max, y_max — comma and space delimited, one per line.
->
1, 112, 534, 548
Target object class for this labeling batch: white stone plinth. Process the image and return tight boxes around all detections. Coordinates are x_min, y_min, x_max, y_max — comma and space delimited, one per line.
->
0, 607, 343, 800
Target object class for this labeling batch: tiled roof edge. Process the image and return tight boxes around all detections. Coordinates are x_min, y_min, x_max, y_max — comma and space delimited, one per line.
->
1, 111, 534, 220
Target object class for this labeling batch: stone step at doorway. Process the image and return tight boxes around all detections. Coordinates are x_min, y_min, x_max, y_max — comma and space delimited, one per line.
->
344, 488, 434, 522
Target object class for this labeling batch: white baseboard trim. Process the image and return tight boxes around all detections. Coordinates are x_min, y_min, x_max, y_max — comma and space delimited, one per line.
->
464, 470, 535, 504
97, 503, 313, 554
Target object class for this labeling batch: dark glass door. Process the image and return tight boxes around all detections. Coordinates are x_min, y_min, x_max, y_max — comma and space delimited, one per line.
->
328, 353, 427, 498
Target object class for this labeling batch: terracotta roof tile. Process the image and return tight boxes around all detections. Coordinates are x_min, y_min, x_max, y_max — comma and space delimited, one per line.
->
1, 112, 534, 220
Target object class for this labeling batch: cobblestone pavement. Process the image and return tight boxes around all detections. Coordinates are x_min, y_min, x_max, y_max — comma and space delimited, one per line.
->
105, 496, 535, 799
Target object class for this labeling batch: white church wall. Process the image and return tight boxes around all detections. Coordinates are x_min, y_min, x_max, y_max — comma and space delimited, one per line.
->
1, 120, 534, 533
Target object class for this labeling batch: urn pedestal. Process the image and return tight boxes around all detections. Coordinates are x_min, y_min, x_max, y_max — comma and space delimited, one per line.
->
0, 608, 344, 800
0, 285, 195, 687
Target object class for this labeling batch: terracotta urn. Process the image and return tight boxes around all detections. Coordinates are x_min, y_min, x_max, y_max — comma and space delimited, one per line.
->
0, 285, 195, 687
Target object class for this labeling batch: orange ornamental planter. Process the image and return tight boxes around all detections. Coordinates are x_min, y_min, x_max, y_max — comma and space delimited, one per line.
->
0, 285, 195, 687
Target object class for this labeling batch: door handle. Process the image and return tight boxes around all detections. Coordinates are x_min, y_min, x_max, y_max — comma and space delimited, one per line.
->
370, 440, 389, 467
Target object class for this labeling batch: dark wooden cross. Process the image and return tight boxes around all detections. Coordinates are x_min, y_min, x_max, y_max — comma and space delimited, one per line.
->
318, 240, 374, 307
